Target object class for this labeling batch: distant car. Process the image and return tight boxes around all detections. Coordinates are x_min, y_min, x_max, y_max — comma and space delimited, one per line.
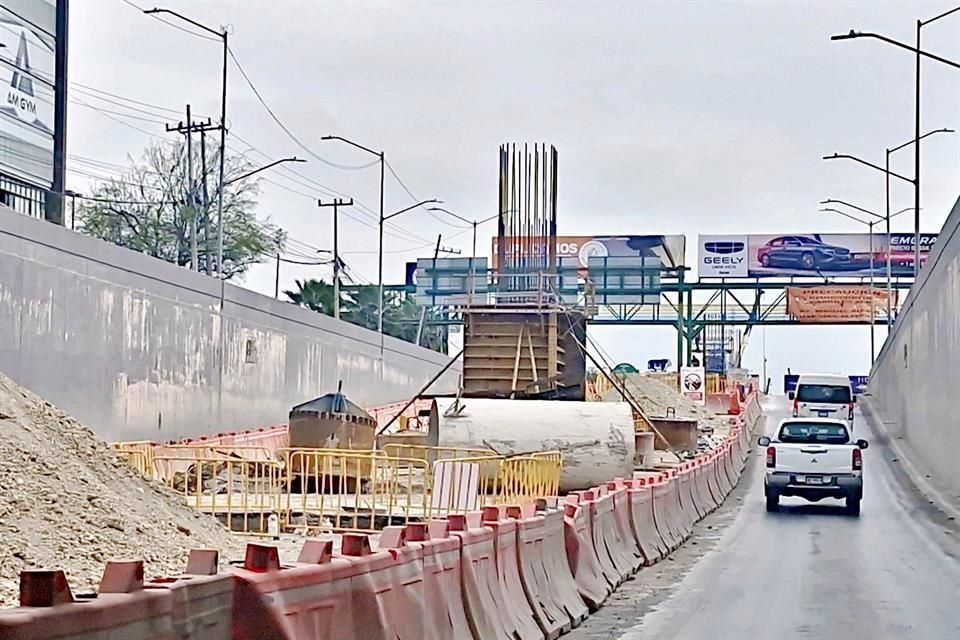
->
789, 373, 855, 429
760, 419, 868, 515
756, 236, 851, 271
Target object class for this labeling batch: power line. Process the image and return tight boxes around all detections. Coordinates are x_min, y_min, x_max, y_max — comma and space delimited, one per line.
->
226, 47, 378, 172
70, 82, 188, 117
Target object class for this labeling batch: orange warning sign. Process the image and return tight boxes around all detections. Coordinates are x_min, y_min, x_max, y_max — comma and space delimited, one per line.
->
786, 286, 898, 323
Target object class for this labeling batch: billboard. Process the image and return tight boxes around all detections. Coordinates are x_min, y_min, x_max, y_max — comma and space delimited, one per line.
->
786, 286, 897, 323
0, 1, 56, 188
492, 235, 686, 270
698, 233, 938, 279
414, 257, 488, 306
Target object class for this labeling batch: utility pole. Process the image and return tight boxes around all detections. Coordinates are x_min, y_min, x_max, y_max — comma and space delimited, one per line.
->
416, 235, 460, 347
166, 106, 214, 271
200, 129, 211, 274
274, 253, 280, 299
317, 198, 353, 320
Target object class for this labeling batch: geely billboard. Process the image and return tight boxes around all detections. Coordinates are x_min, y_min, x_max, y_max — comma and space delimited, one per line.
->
698, 233, 938, 278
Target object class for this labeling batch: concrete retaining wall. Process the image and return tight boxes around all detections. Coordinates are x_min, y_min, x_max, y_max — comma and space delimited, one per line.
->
0, 206, 459, 441
865, 194, 960, 499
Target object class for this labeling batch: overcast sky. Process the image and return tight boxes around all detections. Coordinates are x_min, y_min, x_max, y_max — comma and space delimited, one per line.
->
67, 1, 959, 389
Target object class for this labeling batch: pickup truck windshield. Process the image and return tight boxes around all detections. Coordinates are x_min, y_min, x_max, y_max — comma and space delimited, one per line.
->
778, 422, 850, 444
796, 384, 851, 404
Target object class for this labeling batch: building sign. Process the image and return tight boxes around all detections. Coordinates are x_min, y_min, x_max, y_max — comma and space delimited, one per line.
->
0, 0, 56, 188
492, 235, 686, 270
785, 285, 897, 323
698, 233, 938, 279
680, 366, 706, 405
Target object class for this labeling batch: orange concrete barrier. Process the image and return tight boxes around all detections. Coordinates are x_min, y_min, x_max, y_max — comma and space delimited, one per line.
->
506, 504, 570, 639
355, 529, 428, 640
404, 522, 474, 640
669, 470, 694, 542
536, 501, 589, 627
145, 550, 234, 640
705, 450, 728, 504
576, 488, 631, 586
481, 506, 542, 640
0, 562, 175, 640
626, 478, 667, 564
691, 460, 715, 516
562, 497, 610, 610
688, 460, 708, 516
230, 541, 360, 640
605, 480, 644, 573
717, 443, 736, 496
696, 458, 720, 514
448, 512, 515, 640
731, 428, 748, 472
649, 476, 683, 551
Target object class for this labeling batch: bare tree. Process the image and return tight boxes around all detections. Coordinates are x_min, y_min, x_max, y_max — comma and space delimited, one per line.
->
76, 139, 284, 280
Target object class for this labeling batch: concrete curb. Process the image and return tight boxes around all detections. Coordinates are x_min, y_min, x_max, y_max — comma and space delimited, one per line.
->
859, 395, 960, 523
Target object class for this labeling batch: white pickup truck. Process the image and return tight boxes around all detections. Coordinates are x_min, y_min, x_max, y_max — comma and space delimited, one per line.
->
759, 418, 869, 516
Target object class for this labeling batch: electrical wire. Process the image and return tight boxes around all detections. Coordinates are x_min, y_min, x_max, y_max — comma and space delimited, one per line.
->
226, 47, 379, 172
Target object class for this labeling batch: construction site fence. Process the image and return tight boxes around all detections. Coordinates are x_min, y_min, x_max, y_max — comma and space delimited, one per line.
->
136, 446, 562, 536
591, 371, 726, 399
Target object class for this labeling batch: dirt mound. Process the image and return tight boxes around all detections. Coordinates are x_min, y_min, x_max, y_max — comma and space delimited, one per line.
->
0, 371, 243, 605
601, 373, 731, 436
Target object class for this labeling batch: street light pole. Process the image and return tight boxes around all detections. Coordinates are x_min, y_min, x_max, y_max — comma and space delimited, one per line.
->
144, 7, 228, 278
379, 198, 440, 344
428, 207, 500, 307
820, 207, 878, 363
217, 31, 227, 278
914, 18, 922, 279
820, 202, 917, 335
831, 7, 960, 277
319, 136, 386, 336
378, 154, 385, 337
884, 150, 892, 325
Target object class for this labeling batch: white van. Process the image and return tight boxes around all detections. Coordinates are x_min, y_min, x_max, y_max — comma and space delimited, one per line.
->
789, 374, 855, 429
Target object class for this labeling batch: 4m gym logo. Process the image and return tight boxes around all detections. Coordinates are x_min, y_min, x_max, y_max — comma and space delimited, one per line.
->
4, 30, 50, 133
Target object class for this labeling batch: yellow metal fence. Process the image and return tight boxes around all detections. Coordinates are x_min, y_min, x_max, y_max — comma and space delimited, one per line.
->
117, 442, 563, 536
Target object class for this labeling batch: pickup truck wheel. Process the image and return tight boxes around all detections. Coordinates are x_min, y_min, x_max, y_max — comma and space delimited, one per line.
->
846, 496, 861, 516
766, 493, 779, 512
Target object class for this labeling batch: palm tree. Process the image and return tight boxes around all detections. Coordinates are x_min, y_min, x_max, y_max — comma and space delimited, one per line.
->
284, 279, 337, 316
284, 280, 446, 352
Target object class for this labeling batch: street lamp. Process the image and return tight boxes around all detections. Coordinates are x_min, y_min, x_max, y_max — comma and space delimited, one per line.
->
320, 135, 386, 334
819, 204, 913, 363
144, 7, 229, 279
885, 129, 954, 280
820, 199, 918, 326
429, 207, 500, 307
224, 157, 305, 187
823, 128, 953, 280
830, 6, 960, 282
428, 207, 499, 262
377, 199, 439, 346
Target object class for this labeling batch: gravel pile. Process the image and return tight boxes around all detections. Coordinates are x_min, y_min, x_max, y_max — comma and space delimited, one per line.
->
601, 373, 732, 445
0, 371, 243, 606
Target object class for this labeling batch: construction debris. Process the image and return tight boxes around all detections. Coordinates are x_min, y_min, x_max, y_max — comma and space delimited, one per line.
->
600, 373, 733, 454
0, 371, 243, 605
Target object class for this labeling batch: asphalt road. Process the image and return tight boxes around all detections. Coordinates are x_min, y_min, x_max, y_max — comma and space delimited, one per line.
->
616, 397, 960, 640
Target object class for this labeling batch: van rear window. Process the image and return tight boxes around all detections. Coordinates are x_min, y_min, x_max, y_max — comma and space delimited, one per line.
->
796, 384, 851, 404
778, 422, 850, 444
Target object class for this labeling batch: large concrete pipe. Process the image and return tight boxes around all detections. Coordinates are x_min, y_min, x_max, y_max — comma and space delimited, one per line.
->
429, 398, 635, 492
